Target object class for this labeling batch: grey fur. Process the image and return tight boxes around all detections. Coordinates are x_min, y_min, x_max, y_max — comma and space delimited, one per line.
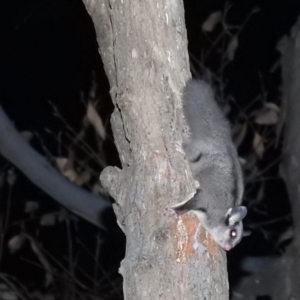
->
171, 79, 247, 251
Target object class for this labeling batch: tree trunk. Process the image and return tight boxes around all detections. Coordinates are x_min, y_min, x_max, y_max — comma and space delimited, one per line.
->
82, 0, 229, 298
279, 14, 300, 300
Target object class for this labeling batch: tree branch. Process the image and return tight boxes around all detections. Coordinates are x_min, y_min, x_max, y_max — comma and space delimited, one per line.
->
0, 104, 110, 229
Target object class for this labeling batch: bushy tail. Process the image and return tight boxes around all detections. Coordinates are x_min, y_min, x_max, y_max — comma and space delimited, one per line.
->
182, 79, 229, 140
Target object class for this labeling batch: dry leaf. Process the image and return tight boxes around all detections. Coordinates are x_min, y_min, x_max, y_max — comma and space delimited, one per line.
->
55, 158, 79, 182
63, 169, 79, 182
40, 214, 56, 226
202, 11, 222, 32
264, 102, 280, 112
73, 170, 91, 186
253, 102, 280, 125
253, 133, 264, 158
87, 102, 106, 139
56, 156, 92, 187
56, 157, 72, 173
227, 35, 239, 61
255, 110, 278, 125
25, 201, 39, 214
8, 235, 26, 253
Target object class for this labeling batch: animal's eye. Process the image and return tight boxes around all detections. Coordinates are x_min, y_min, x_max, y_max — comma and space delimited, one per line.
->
230, 229, 237, 239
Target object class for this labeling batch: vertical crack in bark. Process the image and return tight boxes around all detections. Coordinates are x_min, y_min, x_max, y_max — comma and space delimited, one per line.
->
107, 0, 118, 87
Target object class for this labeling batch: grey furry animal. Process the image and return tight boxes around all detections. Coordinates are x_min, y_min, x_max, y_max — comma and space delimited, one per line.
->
171, 79, 247, 251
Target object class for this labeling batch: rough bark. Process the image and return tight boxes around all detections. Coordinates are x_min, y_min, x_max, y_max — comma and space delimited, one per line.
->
278, 14, 300, 300
82, 0, 229, 299
0, 105, 110, 229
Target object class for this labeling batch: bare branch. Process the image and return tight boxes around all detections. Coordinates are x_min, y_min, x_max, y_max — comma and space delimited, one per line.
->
0, 104, 110, 229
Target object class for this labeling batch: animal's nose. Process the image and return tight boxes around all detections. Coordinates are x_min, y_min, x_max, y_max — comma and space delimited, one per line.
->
223, 245, 232, 251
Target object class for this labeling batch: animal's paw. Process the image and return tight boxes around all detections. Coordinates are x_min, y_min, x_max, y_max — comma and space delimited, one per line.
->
168, 191, 196, 213
164, 207, 179, 218
182, 191, 197, 203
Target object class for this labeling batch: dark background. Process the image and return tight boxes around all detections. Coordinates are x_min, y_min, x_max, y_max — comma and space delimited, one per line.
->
0, 0, 300, 299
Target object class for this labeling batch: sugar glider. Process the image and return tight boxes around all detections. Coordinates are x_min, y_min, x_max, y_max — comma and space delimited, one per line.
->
171, 79, 247, 251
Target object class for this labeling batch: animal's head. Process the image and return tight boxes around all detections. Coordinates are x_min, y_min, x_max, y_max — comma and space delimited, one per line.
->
209, 206, 248, 251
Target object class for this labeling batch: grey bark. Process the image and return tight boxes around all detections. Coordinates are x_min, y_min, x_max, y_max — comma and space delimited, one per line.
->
82, 0, 229, 299
0, 105, 110, 229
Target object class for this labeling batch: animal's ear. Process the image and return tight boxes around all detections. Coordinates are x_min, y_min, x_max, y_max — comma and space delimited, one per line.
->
226, 206, 247, 225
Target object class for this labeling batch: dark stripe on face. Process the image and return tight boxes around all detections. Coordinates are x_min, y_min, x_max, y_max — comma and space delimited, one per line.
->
225, 214, 230, 226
